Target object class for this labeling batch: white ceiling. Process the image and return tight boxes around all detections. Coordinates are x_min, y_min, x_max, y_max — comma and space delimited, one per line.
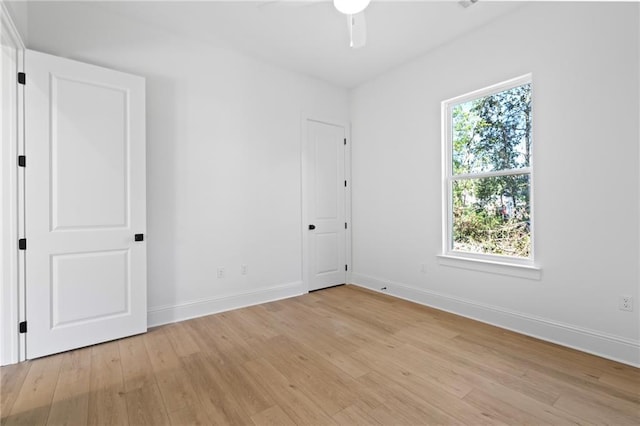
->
17, 1, 525, 88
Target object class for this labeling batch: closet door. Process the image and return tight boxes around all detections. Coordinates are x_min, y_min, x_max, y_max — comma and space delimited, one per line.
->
25, 50, 146, 359
305, 120, 347, 291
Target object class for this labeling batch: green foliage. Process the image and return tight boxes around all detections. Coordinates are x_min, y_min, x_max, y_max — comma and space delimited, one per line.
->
450, 84, 532, 258
452, 207, 531, 257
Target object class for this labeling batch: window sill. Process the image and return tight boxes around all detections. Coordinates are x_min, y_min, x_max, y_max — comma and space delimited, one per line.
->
437, 254, 542, 280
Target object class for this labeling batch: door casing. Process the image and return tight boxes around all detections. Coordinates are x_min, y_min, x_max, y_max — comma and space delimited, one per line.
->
0, 2, 25, 366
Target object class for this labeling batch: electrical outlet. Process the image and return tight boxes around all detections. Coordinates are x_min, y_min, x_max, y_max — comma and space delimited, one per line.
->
217, 268, 225, 279
620, 295, 633, 312
241, 264, 248, 275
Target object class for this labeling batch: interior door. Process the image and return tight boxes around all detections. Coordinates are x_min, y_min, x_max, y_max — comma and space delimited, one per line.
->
306, 120, 346, 291
24, 50, 146, 359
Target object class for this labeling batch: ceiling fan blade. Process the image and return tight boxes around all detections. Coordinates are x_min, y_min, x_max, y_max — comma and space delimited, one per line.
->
348, 11, 366, 49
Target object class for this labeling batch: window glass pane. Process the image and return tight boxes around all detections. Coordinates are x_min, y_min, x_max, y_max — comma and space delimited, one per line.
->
452, 84, 531, 175
452, 174, 530, 258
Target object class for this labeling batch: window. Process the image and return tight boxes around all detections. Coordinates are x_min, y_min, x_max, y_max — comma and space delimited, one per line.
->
442, 75, 533, 267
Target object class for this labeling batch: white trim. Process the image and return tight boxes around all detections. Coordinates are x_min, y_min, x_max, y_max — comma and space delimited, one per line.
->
16, 45, 25, 364
350, 274, 640, 367
453, 167, 532, 181
147, 281, 305, 327
0, 2, 24, 50
441, 73, 534, 266
0, 0, 25, 366
345, 120, 353, 284
437, 254, 541, 280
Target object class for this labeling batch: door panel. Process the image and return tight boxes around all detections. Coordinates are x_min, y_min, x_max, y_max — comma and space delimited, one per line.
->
307, 120, 346, 291
315, 233, 339, 274
52, 76, 128, 230
51, 250, 129, 327
315, 136, 339, 219
25, 50, 146, 359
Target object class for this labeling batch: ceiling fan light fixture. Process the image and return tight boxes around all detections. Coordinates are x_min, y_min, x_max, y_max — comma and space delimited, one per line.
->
333, 0, 371, 15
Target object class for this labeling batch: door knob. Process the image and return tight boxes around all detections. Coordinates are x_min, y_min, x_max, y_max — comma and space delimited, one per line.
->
308, 224, 316, 230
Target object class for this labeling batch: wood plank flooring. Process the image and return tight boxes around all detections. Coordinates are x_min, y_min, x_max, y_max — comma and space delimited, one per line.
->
1, 285, 639, 425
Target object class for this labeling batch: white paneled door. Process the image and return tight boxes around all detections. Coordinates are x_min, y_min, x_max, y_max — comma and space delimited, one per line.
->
306, 120, 346, 291
24, 50, 146, 359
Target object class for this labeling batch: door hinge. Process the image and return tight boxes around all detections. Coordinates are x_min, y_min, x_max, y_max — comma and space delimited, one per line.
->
345, 222, 347, 229
19, 321, 27, 333
18, 238, 26, 250
345, 264, 348, 272
344, 180, 347, 187
344, 138, 347, 145
17, 72, 26, 85
18, 155, 26, 167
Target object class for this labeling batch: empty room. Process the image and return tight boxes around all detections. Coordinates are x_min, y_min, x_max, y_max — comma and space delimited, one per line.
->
1, 0, 639, 424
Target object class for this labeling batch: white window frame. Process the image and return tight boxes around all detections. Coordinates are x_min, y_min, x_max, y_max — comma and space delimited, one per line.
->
439, 74, 540, 279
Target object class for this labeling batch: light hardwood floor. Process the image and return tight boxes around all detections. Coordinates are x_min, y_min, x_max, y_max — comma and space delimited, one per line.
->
1, 285, 639, 425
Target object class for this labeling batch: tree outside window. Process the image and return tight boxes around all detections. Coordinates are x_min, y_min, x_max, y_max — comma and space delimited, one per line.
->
444, 76, 532, 260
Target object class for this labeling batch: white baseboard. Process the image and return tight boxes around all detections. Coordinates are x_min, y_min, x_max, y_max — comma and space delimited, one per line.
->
350, 273, 640, 367
147, 281, 305, 327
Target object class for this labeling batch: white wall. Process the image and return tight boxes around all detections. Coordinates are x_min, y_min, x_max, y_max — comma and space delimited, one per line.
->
350, 2, 640, 366
143, 44, 348, 324
20, 4, 349, 327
